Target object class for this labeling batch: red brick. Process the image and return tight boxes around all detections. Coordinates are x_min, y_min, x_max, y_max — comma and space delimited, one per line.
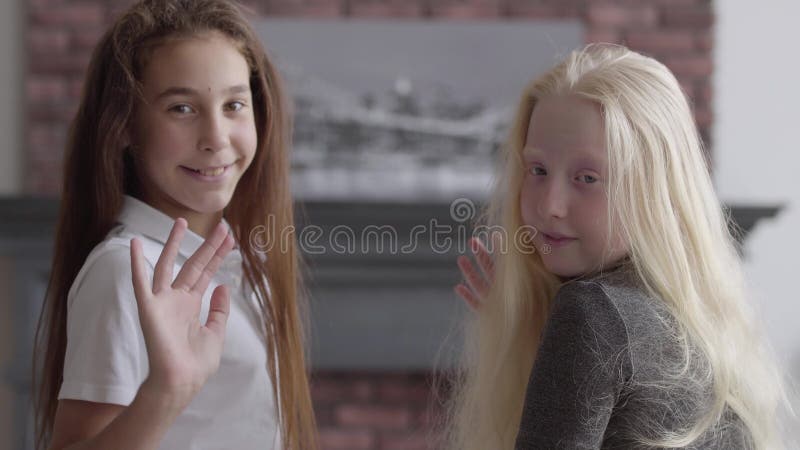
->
73, 28, 105, 50
694, 106, 712, 127
28, 103, 78, 123
695, 32, 713, 51
311, 379, 346, 404
649, 0, 702, 5
584, 28, 621, 45
69, 79, 86, 99
29, 124, 67, 150
380, 432, 433, 450
31, 3, 105, 26
108, 0, 141, 20
311, 374, 375, 403
377, 380, 431, 403
261, 0, 343, 17
664, 54, 712, 77
336, 404, 412, 429
318, 428, 375, 450
501, 4, 558, 19
28, 0, 64, 7
352, 379, 376, 401
27, 77, 68, 103
586, 3, 658, 28
662, 6, 713, 28
625, 31, 695, 53
28, 28, 70, 54
28, 159, 64, 194
504, 0, 584, 13
29, 52, 92, 74
349, 1, 425, 17
699, 83, 712, 103
430, 0, 501, 19
314, 404, 336, 425
678, 81, 695, 102
416, 407, 439, 428
237, 0, 264, 15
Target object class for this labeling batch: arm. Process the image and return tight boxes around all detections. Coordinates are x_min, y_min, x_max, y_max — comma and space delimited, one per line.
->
49, 385, 180, 450
514, 281, 632, 450
50, 219, 234, 450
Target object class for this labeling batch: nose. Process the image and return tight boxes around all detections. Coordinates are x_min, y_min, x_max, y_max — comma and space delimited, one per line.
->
537, 178, 568, 219
197, 111, 227, 153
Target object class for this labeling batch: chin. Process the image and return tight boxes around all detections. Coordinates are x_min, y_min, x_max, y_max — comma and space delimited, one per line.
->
539, 255, 586, 279
183, 192, 233, 214
548, 266, 584, 279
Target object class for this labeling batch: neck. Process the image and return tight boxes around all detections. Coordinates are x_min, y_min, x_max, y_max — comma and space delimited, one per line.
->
557, 255, 632, 284
137, 191, 224, 239
181, 209, 224, 239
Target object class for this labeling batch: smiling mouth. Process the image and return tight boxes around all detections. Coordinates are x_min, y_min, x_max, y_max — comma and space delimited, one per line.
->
542, 233, 577, 242
182, 163, 233, 177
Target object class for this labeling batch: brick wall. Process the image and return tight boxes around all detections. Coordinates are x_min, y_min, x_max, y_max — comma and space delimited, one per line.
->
24, 1, 714, 449
26, 0, 714, 194
311, 371, 442, 450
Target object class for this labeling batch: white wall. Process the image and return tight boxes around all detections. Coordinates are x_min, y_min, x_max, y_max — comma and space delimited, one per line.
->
0, 0, 23, 194
714, 0, 800, 437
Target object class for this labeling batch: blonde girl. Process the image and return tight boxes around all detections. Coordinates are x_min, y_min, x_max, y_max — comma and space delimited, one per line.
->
450, 43, 790, 449
33, 0, 316, 448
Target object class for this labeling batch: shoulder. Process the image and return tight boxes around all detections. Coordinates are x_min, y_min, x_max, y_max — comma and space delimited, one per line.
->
67, 227, 159, 305
571, 266, 691, 382
534, 277, 635, 392
546, 279, 631, 357
579, 266, 678, 342
551, 278, 626, 332
547, 266, 667, 357
561, 265, 674, 335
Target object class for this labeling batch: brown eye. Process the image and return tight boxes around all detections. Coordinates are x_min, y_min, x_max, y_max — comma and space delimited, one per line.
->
169, 104, 194, 114
225, 101, 246, 112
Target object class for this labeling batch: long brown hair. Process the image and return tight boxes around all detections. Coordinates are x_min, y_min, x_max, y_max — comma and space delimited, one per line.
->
32, 1, 317, 448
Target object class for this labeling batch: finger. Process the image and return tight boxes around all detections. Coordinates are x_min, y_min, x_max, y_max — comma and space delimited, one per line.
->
471, 238, 495, 279
491, 230, 504, 250
204, 284, 230, 337
191, 232, 235, 296
457, 254, 489, 297
153, 218, 186, 292
173, 222, 228, 291
130, 238, 151, 309
455, 283, 481, 310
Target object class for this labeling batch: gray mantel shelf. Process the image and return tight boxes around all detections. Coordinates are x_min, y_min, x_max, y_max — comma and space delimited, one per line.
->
0, 197, 783, 377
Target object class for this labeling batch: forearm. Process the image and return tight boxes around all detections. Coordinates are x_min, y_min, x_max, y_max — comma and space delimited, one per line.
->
59, 384, 188, 450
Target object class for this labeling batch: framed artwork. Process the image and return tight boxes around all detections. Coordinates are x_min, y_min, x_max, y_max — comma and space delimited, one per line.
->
255, 19, 583, 202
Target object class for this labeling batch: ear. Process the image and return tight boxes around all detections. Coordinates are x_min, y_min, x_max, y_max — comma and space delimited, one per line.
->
121, 128, 134, 151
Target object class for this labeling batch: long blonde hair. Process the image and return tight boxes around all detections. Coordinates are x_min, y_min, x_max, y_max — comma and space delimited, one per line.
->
443, 43, 790, 449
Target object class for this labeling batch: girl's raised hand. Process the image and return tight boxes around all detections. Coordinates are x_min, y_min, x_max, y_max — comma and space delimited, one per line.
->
129, 218, 235, 408
455, 235, 497, 310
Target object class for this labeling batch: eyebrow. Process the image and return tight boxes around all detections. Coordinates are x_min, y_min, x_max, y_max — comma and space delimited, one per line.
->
155, 84, 250, 101
522, 146, 542, 158
523, 147, 604, 169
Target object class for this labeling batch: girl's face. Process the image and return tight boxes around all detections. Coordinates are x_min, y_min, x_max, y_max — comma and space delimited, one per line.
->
519, 94, 628, 278
131, 31, 257, 235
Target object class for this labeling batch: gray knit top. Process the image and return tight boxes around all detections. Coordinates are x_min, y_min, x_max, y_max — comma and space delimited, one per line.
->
514, 262, 751, 449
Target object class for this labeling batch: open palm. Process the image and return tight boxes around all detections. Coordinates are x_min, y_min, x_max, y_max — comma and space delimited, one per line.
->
130, 218, 235, 405
455, 235, 497, 310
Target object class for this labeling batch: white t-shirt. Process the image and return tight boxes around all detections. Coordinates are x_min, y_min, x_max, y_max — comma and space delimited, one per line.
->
59, 195, 282, 450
